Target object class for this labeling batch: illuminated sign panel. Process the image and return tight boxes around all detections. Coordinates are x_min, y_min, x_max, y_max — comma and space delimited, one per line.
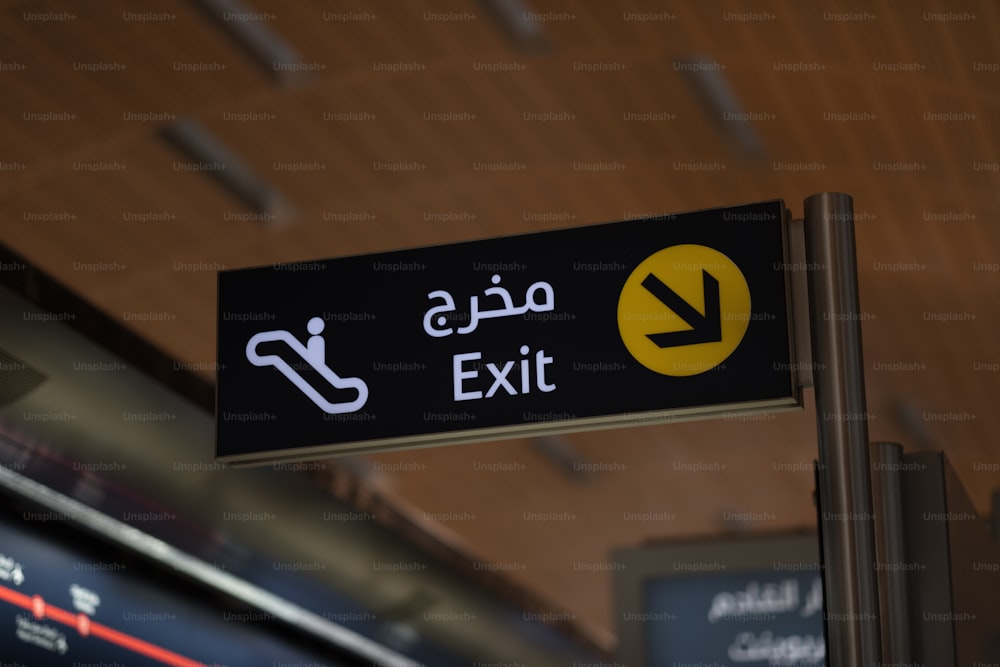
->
613, 533, 825, 667
217, 200, 800, 465
645, 568, 825, 665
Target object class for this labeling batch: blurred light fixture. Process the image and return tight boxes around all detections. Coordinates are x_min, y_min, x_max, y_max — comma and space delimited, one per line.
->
479, 0, 549, 51
675, 54, 767, 162
532, 435, 585, 480
193, 0, 306, 85
161, 116, 292, 222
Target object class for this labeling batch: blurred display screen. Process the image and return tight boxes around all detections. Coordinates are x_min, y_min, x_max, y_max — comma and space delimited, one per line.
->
0, 504, 362, 667
643, 567, 825, 666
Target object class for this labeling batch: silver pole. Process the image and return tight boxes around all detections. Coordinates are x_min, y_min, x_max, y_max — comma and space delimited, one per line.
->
870, 441, 911, 664
803, 192, 881, 667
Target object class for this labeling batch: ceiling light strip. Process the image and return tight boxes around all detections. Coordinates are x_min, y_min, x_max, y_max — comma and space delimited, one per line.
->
675, 54, 767, 160
161, 116, 287, 218
192, 0, 304, 83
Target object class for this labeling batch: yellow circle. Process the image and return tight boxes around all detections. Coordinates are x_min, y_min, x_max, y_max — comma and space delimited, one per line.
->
617, 244, 751, 376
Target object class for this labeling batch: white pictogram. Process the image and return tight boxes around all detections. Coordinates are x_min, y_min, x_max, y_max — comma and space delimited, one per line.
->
0, 554, 24, 586
246, 317, 368, 414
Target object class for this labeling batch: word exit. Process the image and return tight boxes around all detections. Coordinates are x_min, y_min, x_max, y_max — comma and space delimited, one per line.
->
453, 345, 556, 401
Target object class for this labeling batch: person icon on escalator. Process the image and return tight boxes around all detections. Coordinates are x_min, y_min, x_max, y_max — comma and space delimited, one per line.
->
305, 316, 326, 366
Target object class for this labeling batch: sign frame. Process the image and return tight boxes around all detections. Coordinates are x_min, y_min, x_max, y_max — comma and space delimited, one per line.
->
216, 200, 805, 466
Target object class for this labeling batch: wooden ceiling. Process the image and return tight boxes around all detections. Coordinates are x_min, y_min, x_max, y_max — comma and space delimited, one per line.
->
3, 0, 999, 652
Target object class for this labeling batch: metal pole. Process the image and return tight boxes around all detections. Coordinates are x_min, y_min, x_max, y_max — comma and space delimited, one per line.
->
803, 192, 881, 667
870, 441, 912, 665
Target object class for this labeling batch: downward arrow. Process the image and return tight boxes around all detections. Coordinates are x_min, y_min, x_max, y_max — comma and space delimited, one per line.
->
642, 271, 722, 347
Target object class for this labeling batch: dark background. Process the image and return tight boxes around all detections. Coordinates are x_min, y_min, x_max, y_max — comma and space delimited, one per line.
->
218, 200, 794, 459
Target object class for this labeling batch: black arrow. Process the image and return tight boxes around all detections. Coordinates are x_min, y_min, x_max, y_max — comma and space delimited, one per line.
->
641, 270, 722, 348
